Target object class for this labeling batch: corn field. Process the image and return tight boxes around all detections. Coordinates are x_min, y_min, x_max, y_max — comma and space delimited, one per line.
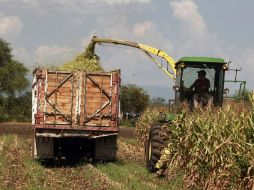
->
134, 106, 168, 146
135, 99, 254, 189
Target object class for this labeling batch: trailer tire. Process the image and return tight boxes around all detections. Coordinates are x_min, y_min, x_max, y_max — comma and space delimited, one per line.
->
145, 124, 164, 172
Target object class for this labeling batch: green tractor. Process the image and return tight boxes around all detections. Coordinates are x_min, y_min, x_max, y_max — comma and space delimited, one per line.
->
145, 57, 228, 171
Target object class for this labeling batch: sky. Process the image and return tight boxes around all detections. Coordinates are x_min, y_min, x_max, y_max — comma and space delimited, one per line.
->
0, 0, 254, 99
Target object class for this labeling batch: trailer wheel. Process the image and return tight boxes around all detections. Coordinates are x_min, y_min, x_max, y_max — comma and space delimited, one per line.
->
145, 124, 164, 172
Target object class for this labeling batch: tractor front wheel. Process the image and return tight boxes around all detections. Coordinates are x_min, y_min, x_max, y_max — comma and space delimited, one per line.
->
145, 124, 164, 172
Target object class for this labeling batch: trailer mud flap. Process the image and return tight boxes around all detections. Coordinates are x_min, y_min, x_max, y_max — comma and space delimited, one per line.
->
33, 137, 54, 159
94, 135, 117, 160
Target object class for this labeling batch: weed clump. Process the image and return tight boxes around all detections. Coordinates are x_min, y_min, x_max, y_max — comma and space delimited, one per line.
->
134, 106, 168, 146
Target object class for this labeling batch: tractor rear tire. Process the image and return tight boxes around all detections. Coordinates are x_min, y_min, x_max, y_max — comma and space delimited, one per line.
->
145, 124, 164, 172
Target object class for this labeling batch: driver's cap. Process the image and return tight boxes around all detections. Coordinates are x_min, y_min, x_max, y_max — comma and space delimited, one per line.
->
197, 70, 206, 76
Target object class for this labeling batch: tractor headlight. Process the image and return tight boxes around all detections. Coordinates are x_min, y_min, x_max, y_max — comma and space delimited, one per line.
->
223, 64, 228, 70
179, 63, 185, 68
173, 86, 180, 91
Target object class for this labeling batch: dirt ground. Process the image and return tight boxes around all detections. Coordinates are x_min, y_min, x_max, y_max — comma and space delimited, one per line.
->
0, 123, 181, 190
0, 123, 134, 139
0, 123, 33, 138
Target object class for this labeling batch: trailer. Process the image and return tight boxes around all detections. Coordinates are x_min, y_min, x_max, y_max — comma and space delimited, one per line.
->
32, 68, 121, 161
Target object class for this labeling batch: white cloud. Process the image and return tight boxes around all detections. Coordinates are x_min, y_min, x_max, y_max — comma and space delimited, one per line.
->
0, 16, 23, 37
171, 0, 207, 38
0, 0, 38, 8
6, 0, 151, 12
36, 45, 71, 57
103, 0, 150, 5
49, 0, 150, 6
95, 16, 173, 51
169, 0, 253, 89
13, 47, 30, 60
12, 47, 34, 67
170, 0, 223, 57
35, 45, 73, 66
132, 21, 153, 37
20, 0, 38, 6
92, 16, 175, 87
0, 0, 150, 15
238, 49, 254, 83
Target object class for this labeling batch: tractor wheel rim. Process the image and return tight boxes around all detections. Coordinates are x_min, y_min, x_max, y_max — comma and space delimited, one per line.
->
148, 140, 152, 161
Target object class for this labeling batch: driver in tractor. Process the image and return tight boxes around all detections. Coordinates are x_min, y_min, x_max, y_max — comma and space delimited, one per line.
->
190, 70, 213, 108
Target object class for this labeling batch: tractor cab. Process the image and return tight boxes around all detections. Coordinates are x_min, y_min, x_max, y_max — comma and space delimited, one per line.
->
174, 57, 228, 107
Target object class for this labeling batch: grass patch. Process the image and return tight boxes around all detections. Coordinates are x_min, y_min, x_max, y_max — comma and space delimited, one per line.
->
0, 135, 183, 190
96, 161, 184, 190
23, 158, 46, 189
0, 136, 8, 189
119, 137, 137, 145
120, 120, 136, 128
0, 135, 112, 189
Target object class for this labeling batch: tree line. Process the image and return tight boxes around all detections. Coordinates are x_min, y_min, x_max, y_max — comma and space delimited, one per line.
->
0, 39, 31, 122
120, 84, 167, 116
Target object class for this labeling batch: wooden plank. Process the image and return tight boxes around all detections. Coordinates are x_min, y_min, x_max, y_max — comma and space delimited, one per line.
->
85, 102, 109, 108
85, 90, 111, 95
85, 96, 109, 100
45, 101, 73, 109
47, 94, 74, 99
86, 119, 111, 126
35, 69, 120, 128
86, 82, 111, 87
47, 85, 73, 92
86, 83, 111, 88
45, 103, 72, 109
85, 109, 110, 115
47, 86, 73, 92
87, 75, 111, 80
44, 71, 77, 125
47, 82, 73, 88
86, 76, 111, 99
86, 83, 111, 87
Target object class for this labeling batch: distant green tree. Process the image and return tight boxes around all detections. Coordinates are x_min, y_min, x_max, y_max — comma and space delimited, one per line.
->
0, 60, 29, 94
0, 39, 12, 67
0, 38, 30, 120
150, 97, 166, 107
13, 91, 32, 118
121, 84, 149, 114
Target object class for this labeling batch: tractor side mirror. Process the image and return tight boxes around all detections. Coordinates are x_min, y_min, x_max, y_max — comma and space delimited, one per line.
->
223, 88, 229, 94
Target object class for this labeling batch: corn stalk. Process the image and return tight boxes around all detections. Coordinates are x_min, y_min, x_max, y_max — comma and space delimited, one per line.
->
157, 102, 254, 189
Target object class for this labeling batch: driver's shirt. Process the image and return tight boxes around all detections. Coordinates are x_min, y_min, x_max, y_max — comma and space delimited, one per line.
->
194, 78, 210, 93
